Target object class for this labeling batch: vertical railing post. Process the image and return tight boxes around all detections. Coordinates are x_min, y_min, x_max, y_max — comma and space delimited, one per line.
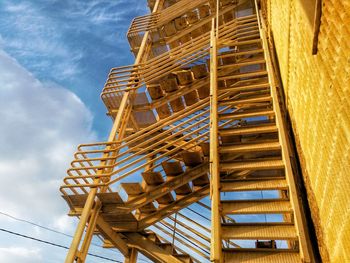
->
209, 14, 222, 262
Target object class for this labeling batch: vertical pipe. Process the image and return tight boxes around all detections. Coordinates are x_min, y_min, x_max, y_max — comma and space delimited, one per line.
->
209, 17, 222, 263
65, 189, 96, 262
124, 248, 138, 263
78, 204, 100, 262
171, 213, 178, 254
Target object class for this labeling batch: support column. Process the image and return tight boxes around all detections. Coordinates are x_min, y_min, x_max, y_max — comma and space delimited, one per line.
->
209, 14, 222, 263
64, 0, 163, 262
77, 203, 101, 262
124, 248, 138, 263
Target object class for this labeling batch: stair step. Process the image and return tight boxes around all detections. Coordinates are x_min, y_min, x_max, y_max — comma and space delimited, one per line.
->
173, 183, 193, 195
221, 178, 288, 192
222, 199, 292, 215
220, 141, 281, 154
218, 58, 266, 70
220, 159, 284, 171
218, 48, 264, 59
162, 162, 192, 195
219, 82, 270, 93
182, 151, 203, 167
156, 192, 175, 205
142, 171, 164, 185
219, 38, 262, 47
221, 223, 297, 240
219, 124, 278, 136
121, 183, 144, 196
138, 202, 157, 214
162, 161, 184, 176
218, 70, 268, 81
223, 249, 300, 263
219, 109, 274, 121
218, 95, 272, 106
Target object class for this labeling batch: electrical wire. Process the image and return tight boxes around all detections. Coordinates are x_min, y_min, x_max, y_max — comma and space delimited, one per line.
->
0, 228, 122, 263
0, 211, 152, 263
186, 207, 211, 221
0, 211, 102, 247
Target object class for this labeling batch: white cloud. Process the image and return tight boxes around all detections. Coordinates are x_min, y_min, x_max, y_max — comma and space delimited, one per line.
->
0, 49, 96, 261
53, 214, 76, 233
0, 1, 83, 79
65, 0, 148, 25
0, 247, 42, 263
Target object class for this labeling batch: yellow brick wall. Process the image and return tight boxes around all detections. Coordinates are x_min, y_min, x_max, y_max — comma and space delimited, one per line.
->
265, 0, 350, 262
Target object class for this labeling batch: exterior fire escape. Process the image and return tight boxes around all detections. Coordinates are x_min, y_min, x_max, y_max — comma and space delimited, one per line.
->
61, 0, 317, 262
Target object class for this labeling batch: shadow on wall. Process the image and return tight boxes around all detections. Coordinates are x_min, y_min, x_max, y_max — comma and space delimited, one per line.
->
298, 0, 317, 27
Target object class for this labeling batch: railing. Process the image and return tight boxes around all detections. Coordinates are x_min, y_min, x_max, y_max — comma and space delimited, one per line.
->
128, 0, 209, 37
61, 78, 255, 196
128, 0, 250, 44
151, 200, 241, 262
62, 12, 262, 197
102, 14, 259, 110
62, 11, 263, 205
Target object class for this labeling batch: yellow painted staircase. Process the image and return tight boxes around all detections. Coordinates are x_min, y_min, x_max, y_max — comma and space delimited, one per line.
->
60, 0, 318, 262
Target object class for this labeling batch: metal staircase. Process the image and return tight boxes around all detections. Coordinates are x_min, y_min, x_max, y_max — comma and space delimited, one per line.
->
61, 0, 317, 262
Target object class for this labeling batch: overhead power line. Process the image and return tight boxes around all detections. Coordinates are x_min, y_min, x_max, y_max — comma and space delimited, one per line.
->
0, 211, 72, 238
0, 228, 122, 263
0, 211, 101, 247
0, 211, 152, 263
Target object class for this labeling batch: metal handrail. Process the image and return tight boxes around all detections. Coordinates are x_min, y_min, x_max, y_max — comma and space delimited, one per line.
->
102, 15, 258, 97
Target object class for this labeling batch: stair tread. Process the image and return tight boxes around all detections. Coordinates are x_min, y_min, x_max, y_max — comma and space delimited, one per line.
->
63, 193, 125, 209
138, 202, 157, 213
218, 48, 264, 58
219, 82, 270, 93
220, 124, 278, 136
218, 95, 272, 106
221, 223, 297, 240
162, 161, 184, 176
182, 151, 203, 167
222, 199, 292, 214
223, 249, 300, 263
173, 182, 193, 195
219, 109, 274, 120
220, 38, 262, 47
218, 70, 268, 82
221, 178, 288, 191
218, 58, 266, 70
142, 171, 164, 185
156, 193, 175, 204
220, 141, 281, 153
121, 182, 144, 195
220, 159, 284, 171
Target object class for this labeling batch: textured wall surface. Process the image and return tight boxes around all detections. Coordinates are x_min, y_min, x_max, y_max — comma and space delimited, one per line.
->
265, 0, 350, 262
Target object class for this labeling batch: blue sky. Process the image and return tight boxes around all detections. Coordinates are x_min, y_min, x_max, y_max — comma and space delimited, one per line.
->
0, 0, 149, 137
0, 0, 150, 262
